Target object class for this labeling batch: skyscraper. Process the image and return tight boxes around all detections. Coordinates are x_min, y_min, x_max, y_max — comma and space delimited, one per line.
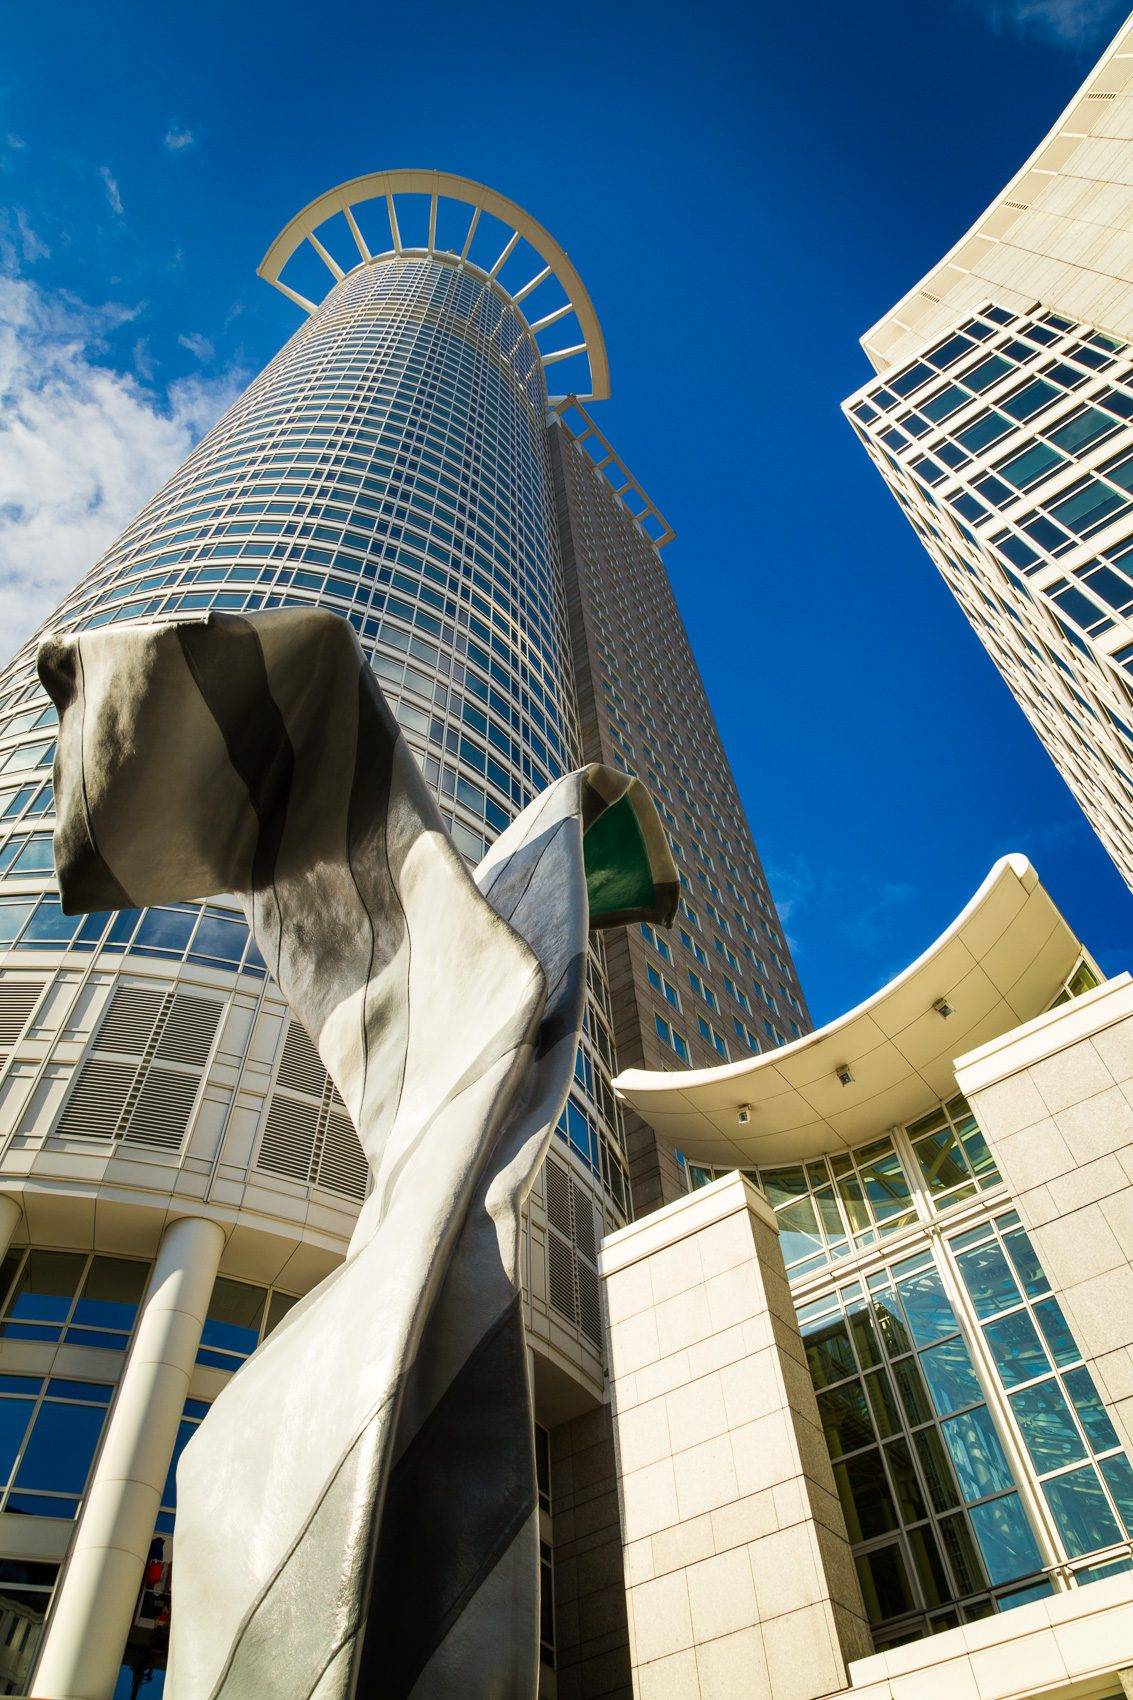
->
844, 20, 1133, 892
0, 171, 805, 1698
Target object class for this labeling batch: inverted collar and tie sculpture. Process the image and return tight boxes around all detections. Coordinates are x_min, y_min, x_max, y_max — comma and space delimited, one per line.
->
38, 608, 678, 1700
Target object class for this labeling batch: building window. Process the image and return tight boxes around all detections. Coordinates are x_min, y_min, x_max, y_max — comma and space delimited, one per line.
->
195, 1278, 298, 1372
759, 1139, 917, 1279
0, 1558, 58, 1696
157, 1397, 211, 1533
951, 1211, 1133, 1572
0, 1250, 150, 1353
905, 1095, 1000, 1211
654, 1015, 688, 1062
0, 1376, 113, 1519
798, 1253, 1048, 1648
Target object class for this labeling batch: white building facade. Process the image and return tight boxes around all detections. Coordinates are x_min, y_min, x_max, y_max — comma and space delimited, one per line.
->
845, 19, 1133, 892
607, 856, 1133, 1700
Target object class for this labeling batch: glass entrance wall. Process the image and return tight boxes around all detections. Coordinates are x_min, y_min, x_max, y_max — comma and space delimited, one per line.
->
685, 1080, 1133, 1648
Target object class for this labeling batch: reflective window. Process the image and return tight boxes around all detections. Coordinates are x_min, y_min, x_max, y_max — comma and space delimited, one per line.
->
952, 1211, 1133, 1572
195, 1277, 299, 1371
798, 1250, 1046, 1647
0, 1376, 111, 1518
0, 1558, 57, 1697
0, 1249, 149, 1352
760, 1138, 916, 1280
905, 1096, 1000, 1210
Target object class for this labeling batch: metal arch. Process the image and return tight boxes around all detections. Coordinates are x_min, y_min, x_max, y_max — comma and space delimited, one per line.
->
257, 168, 611, 402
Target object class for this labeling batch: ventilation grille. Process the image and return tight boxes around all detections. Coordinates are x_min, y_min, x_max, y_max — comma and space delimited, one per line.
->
0, 979, 45, 1048
276, 1022, 327, 1096
542, 1156, 604, 1348
254, 1019, 369, 1203
48, 982, 222, 1154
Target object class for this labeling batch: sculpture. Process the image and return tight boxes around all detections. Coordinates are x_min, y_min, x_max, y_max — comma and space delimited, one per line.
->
38, 607, 678, 1699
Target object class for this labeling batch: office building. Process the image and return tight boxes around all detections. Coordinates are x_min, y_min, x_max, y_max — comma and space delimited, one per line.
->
0, 171, 803, 1697
606, 855, 1133, 1700
844, 20, 1133, 891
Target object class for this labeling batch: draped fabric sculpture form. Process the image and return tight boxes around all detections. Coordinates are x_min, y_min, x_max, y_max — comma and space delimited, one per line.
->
38, 607, 678, 1700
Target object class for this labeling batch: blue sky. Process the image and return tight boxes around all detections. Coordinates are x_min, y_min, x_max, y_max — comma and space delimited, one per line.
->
2, 0, 1132, 1024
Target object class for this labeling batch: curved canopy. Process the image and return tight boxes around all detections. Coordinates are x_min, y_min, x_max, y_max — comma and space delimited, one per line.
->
258, 168, 610, 403
615, 855, 1084, 1170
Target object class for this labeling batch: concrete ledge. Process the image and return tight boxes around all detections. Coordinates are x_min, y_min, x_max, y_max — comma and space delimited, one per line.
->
844, 1569, 1133, 1699
956, 974, 1133, 1095
599, 1171, 775, 1279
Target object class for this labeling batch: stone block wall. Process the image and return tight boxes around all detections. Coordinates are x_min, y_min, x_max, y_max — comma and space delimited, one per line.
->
599, 1172, 871, 1699
957, 973, 1133, 1463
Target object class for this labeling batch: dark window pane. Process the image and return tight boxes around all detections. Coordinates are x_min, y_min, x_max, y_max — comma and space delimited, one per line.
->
894, 1357, 933, 1427
0, 1399, 35, 1484
14, 1402, 106, 1494
263, 1291, 298, 1337
885, 1437, 927, 1522
71, 1257, 148, 1333
5, 1252, 85, 1323
189, 913, 247, 965
198, 1278, 267, 1358
908, 1525, 950, 1608
941, 1408, 1015, 1502
834, 1448, 899, 1541
968, 1494, 1044, 1584
916, 1427, 962, 1513
133, 906, 197, 956
940, 1511, 987, 1594
803, 1317, 855, 1390
864, 1369, 901, 1439
1043, 1465, 1122, 1559
816, 1380, 874, 1458
912, 1129, 968, 1196
855, 1542, 915, 1624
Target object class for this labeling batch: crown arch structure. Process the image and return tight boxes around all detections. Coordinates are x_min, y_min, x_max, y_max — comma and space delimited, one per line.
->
258, 168, 611, 404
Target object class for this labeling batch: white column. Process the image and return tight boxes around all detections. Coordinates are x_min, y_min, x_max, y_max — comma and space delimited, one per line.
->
34, 1213, 225, 1700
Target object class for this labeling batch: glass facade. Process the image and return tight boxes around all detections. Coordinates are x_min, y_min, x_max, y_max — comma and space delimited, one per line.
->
687, 1038, 1133, 1649
847, 301, 1133, 891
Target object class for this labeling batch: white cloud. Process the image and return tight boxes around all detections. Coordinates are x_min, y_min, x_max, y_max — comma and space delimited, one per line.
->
178, 331, 214, 362
964, 0, 1125, 44
98, 165, 123, 216
163, 126, 195, 152
0, 274, 245, 659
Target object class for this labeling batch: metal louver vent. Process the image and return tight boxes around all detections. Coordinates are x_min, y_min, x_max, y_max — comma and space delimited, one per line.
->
155, 995, 222, 1068
572, 1181, 596, 1263
316, 1109, 368, 1201
0, 980, 45, 1046
96, 985, 167, 1055
276, 1022, 328, 1097
577, 1263, 602, 1347
544, 1160, 572, 1237
547, 1235, 577, 1326
258, 1097, 321, 1184
54, 1059, 137, 1142
122, 1068, 201, 1150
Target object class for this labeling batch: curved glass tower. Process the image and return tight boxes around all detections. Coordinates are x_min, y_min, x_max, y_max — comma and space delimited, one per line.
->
0, 174, 808, 1698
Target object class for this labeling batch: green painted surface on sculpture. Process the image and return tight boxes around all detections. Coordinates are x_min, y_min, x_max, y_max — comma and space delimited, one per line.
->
584, 793, 655, 923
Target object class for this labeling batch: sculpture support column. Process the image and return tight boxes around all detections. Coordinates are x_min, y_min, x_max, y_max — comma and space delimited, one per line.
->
34, 1214, 225, 1700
